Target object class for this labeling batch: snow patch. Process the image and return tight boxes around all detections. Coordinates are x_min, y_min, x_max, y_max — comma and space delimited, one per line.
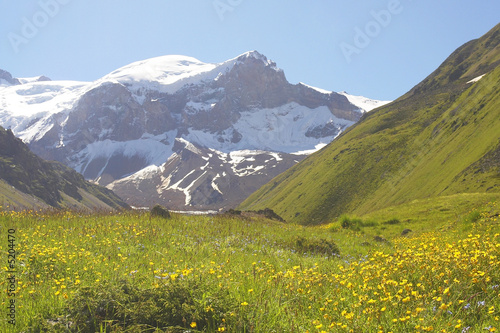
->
77, 131, 175, 177
292, 143, 328, 155
338, 91, 391, 112
211, 173, 223, 195
298, 82, 332, 95
467, 74, 486, 84
176, 137, 203, 155
0, 80, 89, 142
17, 76, 49, 84
168, 170, 207, 206
225, 150, 278, 177
185, 102, 354, 154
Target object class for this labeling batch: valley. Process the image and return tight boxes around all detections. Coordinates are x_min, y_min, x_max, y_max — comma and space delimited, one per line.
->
0, 17, 498, 333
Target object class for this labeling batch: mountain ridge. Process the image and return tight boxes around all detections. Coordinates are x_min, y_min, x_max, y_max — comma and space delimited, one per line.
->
0, 51, 388, 211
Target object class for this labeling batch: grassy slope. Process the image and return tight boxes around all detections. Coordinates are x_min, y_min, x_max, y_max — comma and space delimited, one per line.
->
240, 23, 500, 225
0, 126, 129, 211
354, 192, 500, 238
0, 179, 50, 210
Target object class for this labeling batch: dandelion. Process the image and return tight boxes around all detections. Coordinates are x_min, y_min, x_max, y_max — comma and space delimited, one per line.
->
190, 322, 197, 328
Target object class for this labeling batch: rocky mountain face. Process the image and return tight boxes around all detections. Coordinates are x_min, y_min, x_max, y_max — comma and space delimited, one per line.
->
0, 126, 129, 211
0, 69, 21, 86
0, 51, 386, 211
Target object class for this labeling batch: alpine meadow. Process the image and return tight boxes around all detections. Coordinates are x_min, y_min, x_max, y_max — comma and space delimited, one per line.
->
1, 15, 500, 333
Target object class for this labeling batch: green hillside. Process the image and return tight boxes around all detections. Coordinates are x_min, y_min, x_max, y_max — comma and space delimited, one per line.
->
240, 23, 500, 225
0, 126, 129, 211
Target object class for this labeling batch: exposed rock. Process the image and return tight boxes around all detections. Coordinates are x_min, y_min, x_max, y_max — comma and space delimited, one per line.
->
0, 69, 21, 86
373, 235, 388, 243
150, 204, 171, 219
401, 229, 412, 236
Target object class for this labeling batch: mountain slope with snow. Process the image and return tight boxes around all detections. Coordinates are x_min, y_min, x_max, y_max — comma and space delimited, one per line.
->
338, 91, 391, 112
0, 52, 388, 211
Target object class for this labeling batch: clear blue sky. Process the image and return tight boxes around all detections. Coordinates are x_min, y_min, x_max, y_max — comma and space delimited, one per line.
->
1, 0, 499, 100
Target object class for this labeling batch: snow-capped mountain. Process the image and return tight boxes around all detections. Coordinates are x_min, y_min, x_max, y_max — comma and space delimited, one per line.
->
0, 51, 389, 211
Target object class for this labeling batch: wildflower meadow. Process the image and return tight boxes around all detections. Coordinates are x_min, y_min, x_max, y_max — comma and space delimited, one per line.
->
1, 198, 499, 332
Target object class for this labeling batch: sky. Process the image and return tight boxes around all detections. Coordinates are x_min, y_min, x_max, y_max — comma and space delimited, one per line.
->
1, 0, 499, 101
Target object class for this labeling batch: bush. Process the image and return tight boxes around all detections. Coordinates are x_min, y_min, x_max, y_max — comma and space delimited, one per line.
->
151, 204, 171, 219
226, 208, 242, 215
401, 228, 412, 236
293, 236, 340, 256
339, 215, 363, 230
256, 208, 284, 222
383, 218, 401, 225
56, 279, 236, 332
373, 235, 389, 243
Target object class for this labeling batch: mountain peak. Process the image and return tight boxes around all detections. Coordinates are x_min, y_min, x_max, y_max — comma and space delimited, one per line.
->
95, 51, 282, 96
236, 50, 267, 62
97, 54, 218, 92
232, 50, 278, 70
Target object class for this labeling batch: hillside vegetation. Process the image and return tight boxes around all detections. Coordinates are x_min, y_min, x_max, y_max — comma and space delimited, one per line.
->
239, 23, 500, 225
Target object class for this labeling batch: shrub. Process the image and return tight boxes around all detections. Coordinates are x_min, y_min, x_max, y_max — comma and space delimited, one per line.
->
151, 204, 171, 219
256, 208, 284, 222
401, 228, 412, 236
293, 236, 340, 256
226, 208, 242, 215
58, 279, 236, 332
373, 235, 389, 243
339, 215, 363, 230
383, 218, 401, 225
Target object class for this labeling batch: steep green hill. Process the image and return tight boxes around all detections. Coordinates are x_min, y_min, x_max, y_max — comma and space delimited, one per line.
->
0, 126, 129, 211
240, 23, 500, 224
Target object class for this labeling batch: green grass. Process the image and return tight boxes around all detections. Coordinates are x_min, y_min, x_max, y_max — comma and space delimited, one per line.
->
356, 193, 500, 238
1, 196, 500, 332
